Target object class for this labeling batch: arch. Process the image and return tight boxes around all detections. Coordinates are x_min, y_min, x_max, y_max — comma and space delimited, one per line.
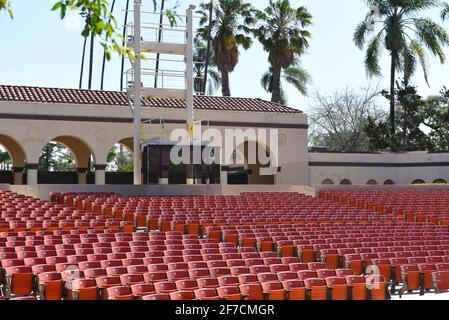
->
37, 136, 96, 184
384, 179, 395, 185
340, 179, 352, 185
366, 179, 378, 185
411, 179, 426, 185
433, 179, 447, 184
321, 179, 335, 185
0, 134, 27, 167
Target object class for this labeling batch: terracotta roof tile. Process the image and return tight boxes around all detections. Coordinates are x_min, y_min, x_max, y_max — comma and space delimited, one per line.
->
0, 85, 302, 114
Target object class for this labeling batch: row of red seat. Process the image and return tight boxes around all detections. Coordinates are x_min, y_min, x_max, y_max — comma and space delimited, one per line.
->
320, 190, 449, 224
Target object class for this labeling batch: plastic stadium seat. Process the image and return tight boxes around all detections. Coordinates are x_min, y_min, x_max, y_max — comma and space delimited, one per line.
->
436, 263, 449, 271
238, 274, 259, 284
37, 272, 63, 300
239, 283, 264, 300
346, 276, 368, 300
335, 269, 354, 277
142, 293, 170, 300
289, 263, 308, 272
372, 258, 392, 282
433, 271, 449, 293
344, 254, 364, 275
194, 288, 221, 300
316, 269, 337, 279
321, 249, 339, 269
304, 278, 328, 300
95, 276, 121, 300
269, 264, 290, 273
71, 278, 99, 300
154, 281, 177, 294
169, 290, 195, 301
399, 265, 421, 296
107, 286, 134, 300
196, 277, 219, 289
143, 271, 167, 283
262, 281, 286, 300
130, 283, 155, 299
175, 279, 198, 291
418, 263, 437, 294
282, 279, 306, 300
277, 271, 298, 282
326, 277, 349, 300
297, 270, 317, 281
216, 286, 242, 300
366, 274, 389, 300
120, 274, 144, 286
5, 266, 34, 297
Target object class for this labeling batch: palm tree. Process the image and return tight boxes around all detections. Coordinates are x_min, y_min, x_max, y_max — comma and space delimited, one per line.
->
254, 0, 312, 104
354, 0, 449, 137
261, 63, 311, 105
193, 38, 221, 95
442, 2, 449, 20
197, 0, 256, 96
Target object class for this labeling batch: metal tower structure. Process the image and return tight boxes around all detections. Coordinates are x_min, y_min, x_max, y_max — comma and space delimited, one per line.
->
126, 1, 196, 185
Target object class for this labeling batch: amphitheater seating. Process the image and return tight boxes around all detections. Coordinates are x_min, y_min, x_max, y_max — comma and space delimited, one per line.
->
1, 190, 449, 300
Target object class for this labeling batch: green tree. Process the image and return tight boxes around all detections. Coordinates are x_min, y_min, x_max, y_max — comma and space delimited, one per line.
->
197, 0, 256, 96
442, 1, 449, 20
0, 149, 11, 170
254, 0, 312, 103
261, 63, 311, 105
421, 87, 449, 150
107, 144, 133, 172
365, 80, 431, 152
38, 142, 76, 171
0, 0, 13, 18
354, 0, 449, 138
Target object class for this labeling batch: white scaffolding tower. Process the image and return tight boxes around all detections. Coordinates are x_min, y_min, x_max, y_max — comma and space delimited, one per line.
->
126, 1, 196, 185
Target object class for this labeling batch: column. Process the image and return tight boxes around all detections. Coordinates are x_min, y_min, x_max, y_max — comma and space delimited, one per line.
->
12, 167, 25, 185
220, 166, 229, 185
26, 163, 39, 185
95, 164, 106, 185
77, 167, 88, 185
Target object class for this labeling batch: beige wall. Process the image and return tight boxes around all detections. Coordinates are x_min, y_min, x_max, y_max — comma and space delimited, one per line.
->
0, 100, 310, 185
309, 151, 449, 186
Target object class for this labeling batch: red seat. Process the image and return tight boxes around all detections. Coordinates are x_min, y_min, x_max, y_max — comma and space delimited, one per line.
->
304, 278, 328, 300
326, 277, 349, 300
433, 271, 449, 293
281, 279, 306, 300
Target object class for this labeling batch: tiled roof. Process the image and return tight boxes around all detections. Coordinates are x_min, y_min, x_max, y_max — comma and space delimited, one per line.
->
0, 85, 302, 114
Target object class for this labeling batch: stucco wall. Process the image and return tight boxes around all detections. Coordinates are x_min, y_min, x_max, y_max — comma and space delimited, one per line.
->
309, 151, 449, 186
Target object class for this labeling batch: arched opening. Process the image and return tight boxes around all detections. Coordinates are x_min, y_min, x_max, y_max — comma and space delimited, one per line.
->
0, 134, 27, 185
37, 136, 95, 184
106, 139, 134, 185
384, 179, 395, 185
340, 179, 352, 185
367, 179, 378, 185
433, 179, 447, 184
321, 179, 334, 185
228, 141, 276, 185
411, 179, 426, 185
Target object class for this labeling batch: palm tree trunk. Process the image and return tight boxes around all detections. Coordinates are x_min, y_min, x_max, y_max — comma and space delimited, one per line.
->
79, 36, 88, 89
390, 55, 396, 139
88, 21, 95, 89
271, 65, 282, 103
154, 0, 166, 88
221, 70, 231, 96
203, 0, 214, 95
120, 0, 131, 91
100, 0, 116, 90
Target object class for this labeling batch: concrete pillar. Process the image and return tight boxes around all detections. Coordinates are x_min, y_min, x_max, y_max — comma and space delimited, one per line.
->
95, 164, 106, 185
275, 167, 282, 185
220, 166, 228, 185
12, 167, 24, 185
26, 164, 38, 185
77, 167, 88, 185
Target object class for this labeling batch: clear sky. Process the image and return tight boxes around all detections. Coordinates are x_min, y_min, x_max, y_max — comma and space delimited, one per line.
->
0, 0, 448, 113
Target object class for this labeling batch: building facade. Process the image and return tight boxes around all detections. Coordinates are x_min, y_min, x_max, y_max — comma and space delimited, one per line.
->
0, 85, 448, 187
